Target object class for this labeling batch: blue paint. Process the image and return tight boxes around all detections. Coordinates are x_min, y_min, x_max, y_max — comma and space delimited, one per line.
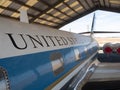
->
0, 43, 98, 90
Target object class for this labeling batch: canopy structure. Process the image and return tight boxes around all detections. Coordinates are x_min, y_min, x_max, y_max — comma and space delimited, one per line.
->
0, 0, 120, 28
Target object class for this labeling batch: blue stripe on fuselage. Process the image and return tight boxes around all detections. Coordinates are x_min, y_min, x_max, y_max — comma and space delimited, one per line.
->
0, 45, 97, 90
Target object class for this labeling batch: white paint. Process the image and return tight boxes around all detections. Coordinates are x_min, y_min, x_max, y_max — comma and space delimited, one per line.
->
0, 17, 92, 59
20, 9, 29, 23
51, 53, 98, 90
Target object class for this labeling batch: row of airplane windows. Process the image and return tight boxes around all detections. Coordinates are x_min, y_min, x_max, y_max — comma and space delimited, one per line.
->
50, 48, 80, 76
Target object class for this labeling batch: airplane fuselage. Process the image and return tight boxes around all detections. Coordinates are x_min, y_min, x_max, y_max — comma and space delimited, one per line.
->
0, 17, 98, 90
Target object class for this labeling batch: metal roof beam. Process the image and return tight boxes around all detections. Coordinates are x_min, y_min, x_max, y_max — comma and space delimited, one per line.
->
38, 18, 60, 25
34, 22, 55, 28
77, 0, 87, 10
91, 0, 96, 7
45, 13, 66, 22
0, 5, 19, 13
40, 0, 72, 18
11, 0, 41, 12
0, 5, 36, 18
85, 0, 91, 8
97, 0, 102, 7
56, 7, 97, 28
0, 14, 19, 20
63, 2, 80, 15
103, 0, 106, 7
99, 7, 120, 13
11, 0, 66, 22
30, 0, 66, 23
92, 0, 101, 7
0, 5, 59, 24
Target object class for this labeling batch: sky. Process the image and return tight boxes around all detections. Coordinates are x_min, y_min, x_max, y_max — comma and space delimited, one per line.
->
60, 10, 120, 37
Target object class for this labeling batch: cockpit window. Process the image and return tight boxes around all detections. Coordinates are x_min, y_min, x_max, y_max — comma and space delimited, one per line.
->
74, 48, 80, 61
50, 52, 64, 75
0, 68, 9, 90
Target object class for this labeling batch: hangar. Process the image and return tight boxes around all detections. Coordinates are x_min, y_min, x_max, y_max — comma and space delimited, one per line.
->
0, 0, 120, 90
0, 0, 120, 29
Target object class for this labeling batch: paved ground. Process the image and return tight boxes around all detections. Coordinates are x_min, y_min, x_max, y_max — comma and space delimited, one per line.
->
82, 81, 120, 90
82, 52, 120, 90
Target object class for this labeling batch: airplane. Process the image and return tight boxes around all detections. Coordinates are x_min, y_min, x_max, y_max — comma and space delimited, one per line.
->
0, 11, 120, 90
0, 2, 120, 90
79, 13, 120, 90
0, 13, 100, 90
103, 43, 120, 54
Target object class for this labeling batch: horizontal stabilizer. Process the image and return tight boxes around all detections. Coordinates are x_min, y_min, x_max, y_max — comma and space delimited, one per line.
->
79, 31, 120, 34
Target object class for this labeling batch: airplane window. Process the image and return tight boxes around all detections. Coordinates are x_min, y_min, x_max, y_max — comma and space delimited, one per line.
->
50, 52, 64, 75
0, 68, 9, 90
84, 47, 88, 54
74, 48, 80, 61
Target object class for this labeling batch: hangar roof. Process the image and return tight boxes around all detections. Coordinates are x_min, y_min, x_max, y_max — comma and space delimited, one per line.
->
0, 0, 120, 29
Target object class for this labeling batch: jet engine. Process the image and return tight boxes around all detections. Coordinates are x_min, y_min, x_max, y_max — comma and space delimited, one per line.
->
103, 43, 120, 54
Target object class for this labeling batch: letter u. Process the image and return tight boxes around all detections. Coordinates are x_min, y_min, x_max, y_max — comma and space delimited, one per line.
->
6, 33, 27, 50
